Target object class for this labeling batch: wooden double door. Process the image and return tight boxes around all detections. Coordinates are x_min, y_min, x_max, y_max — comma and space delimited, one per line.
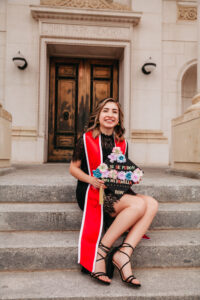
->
48, 57, 119, 162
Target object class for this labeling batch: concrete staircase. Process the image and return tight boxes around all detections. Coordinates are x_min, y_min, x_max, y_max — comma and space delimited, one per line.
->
0, 164, 200, 299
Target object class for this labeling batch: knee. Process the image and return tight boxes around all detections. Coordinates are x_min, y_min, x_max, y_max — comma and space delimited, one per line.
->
147, 197, 159, 215
129, 197, 146, 218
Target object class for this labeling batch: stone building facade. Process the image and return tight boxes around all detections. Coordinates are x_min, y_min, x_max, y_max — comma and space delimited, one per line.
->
0, 0, 199, 171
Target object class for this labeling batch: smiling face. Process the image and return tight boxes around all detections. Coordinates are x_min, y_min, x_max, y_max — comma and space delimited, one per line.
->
99, 101, 119, 133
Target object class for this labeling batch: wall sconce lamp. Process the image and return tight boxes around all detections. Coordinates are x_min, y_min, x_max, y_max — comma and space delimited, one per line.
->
142, 57, 156, 75
12, 51, 28, 70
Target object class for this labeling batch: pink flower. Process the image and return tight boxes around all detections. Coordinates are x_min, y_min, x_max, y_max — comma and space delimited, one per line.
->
108, 153, 117, 163
131, 172, 140, 183
109, 170, 118, 179
117, 171, 126, 180
101, 170, 109, 178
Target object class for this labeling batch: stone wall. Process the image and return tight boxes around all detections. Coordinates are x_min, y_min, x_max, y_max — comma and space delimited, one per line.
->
172, 108, 200, 172
0, 104, 12, 168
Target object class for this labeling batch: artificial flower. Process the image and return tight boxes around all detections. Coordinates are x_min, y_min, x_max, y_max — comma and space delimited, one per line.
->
112, 147, 122, 155
108, 153, 117, 163
109, 169, 118, 179
117, 154, 126, 163
125, 171, 132, 180
101, 170, 109, 178
92, 169, 102, 178
98, 163, 108, 172
117, 171, 126, 180
131, 172, 140, 183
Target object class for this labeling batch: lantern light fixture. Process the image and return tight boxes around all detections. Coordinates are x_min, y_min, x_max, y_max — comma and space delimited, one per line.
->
12, 51, 28, 70
141, 57, 156, 75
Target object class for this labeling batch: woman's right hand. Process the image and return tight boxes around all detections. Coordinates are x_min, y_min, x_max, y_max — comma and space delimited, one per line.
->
89, 177, 106, 189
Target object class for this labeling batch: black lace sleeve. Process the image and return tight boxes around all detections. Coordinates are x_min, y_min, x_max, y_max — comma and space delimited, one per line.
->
72, 136, 84, 162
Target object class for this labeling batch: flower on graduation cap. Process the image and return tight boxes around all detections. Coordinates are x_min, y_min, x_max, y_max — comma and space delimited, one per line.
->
93, 169, 102, 178
98, 163, 108, 173
112, 147, 122, 155
101, 170, 109, 178
135, 168, 143, 177
108, 153, 117, 163
125, 171, 132, 181
117, 154, 126, 163
109, 169, 118, 179
131, 172, 140, 183
117, 171, 126, 180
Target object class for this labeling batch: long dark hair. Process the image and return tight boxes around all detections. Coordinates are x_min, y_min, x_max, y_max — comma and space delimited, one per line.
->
86, 98, 125, 141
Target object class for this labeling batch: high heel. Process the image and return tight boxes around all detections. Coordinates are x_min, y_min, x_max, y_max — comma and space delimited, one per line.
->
87, 242, 111, 285
107, 242, 141, 288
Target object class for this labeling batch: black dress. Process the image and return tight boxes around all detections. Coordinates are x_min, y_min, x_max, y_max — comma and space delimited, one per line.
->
72, 133, 137, 215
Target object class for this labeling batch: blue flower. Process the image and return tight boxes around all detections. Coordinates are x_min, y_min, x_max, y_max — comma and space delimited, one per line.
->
93, 169, 102, 178
125, 171, 132, 180
117, 154, 126, 163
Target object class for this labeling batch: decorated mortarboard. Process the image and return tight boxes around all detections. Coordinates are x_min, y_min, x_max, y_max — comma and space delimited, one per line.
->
93, 147, 143, 204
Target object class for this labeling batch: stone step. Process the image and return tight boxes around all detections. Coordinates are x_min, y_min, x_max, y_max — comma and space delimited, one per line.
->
0, 202, 200, 231
1, 184, 200, 203
0, 268, 200, 300
0, 230, 199, 271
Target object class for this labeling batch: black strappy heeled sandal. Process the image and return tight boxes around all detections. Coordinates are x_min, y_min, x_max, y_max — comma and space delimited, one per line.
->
107, 242, 141, 288
81, 242, 111, 285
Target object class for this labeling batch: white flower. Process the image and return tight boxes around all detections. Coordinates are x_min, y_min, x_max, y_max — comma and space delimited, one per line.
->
112, 147, 122, 155
98, 163, 108, 173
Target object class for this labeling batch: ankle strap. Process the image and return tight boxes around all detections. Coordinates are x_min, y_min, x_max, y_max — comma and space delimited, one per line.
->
120, 242, 135, 252
99, 242, 110, 254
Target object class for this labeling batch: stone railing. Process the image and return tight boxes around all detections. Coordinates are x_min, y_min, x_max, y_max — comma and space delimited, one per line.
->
171, 94, 200, 173
0, 104, 12, 168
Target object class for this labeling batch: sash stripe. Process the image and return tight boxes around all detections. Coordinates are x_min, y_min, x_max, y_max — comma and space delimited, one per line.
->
78, 131, 126, 272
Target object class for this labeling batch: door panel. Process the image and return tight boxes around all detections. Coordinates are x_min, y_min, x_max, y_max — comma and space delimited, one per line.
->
48, 58, 118, 162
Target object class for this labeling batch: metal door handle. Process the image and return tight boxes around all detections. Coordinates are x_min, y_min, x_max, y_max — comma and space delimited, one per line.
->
63, 111, 69, 121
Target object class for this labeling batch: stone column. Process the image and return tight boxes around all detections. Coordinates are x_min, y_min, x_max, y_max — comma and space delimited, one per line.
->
186, 1, 200, 112
171, 3, 200, 173
0, 1, 12, 168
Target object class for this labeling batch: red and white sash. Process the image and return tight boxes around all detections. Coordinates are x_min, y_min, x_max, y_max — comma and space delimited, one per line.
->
78, 131, 126, 272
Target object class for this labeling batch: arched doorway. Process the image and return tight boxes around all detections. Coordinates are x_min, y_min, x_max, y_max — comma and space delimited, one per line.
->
181, 64, 197, 113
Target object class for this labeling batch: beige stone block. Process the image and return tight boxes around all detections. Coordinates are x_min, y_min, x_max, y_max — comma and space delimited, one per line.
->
163, 23, 197, 42
172, 110, 200, 171
5, 85, 37, 127
131, 89, 162, 130
163, 41, 185, 55
130, 142, 169, 166
0, 32, 6, 47
163, 54, 176, 67
7, 0, 40, 5
0, 105, 12, 168
162, 0, 177, 23
12, 137, 44, 163
135, 13, 162, 50
184, 42, 197, 60
133, 0, 161, 14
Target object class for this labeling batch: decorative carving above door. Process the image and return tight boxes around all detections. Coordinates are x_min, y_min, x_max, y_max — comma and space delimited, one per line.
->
40, 0, 131, 11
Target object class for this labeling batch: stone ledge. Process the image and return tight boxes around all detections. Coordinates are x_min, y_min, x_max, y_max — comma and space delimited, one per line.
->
167, 167, 200, 179
30, 5, 142, 25
131, 130, 168, 144
0, 104, 12, 122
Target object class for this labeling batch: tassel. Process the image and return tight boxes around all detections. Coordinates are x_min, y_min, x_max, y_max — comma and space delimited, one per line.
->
99, 186, 104, 205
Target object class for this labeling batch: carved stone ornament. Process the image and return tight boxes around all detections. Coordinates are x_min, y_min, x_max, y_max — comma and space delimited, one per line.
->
178, 5, 197, 21
40, 0, 131, 11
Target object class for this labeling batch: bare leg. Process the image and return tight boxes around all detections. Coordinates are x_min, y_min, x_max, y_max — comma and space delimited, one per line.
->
113, 195, 158, 284
94, 194, 146, 283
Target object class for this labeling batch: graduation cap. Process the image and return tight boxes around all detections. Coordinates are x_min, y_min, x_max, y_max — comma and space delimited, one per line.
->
93, 147, 143, 200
